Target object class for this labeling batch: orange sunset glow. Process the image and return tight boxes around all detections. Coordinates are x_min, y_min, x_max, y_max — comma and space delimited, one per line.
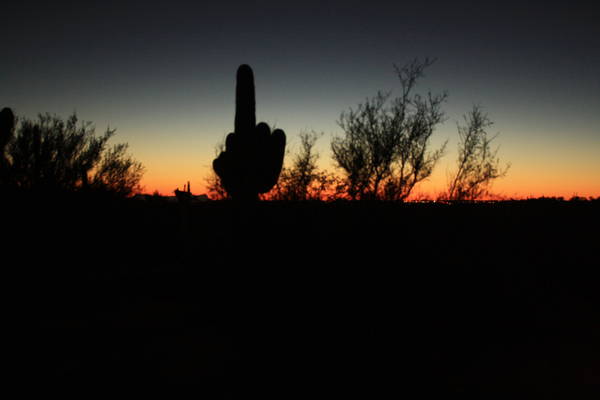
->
137, 122, 600, 199
4, 1, 599, 392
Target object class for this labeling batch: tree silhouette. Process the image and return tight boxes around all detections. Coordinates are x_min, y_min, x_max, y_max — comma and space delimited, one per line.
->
213, 64, 286, 201
447, 105, 509, 200
332, 59, 447, 200
4, 111, 144, 196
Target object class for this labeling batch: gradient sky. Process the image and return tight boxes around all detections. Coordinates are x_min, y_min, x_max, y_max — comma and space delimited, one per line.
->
2, 1, 599, 198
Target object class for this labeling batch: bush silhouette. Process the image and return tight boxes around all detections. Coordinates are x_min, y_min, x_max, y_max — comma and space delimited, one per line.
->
213, 65, 286, 201
447, 105, 509, 200
3, 111, 144, 196
332, 59, 447, 200
272, 131, 340, 201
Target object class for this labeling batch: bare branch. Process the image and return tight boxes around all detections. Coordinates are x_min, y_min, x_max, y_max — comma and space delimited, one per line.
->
447, 105, 510, 201
333, 59, 447, 201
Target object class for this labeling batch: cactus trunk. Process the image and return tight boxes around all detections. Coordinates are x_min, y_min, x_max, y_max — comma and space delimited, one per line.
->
235, 65, 256, 135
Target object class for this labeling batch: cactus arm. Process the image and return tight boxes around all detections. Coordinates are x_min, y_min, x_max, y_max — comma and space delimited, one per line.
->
265, 128, 286, 191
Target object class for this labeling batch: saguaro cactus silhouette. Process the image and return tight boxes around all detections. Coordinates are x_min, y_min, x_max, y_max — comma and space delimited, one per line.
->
213, 65, 286, 200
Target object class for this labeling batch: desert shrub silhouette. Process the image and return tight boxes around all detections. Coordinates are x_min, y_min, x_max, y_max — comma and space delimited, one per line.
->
213, 64, 286, 201
447, 105, 509, 200
332, 58, 447, 200
3, 111, 144, 196
272, 131, 341, 201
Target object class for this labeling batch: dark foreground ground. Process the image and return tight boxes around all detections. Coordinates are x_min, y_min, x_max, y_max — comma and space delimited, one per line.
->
5, 193, 599, 396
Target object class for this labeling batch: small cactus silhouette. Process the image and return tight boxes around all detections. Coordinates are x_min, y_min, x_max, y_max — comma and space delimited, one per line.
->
0, 107, 15, 182
213, 65, 286, 201
0, 107, 15, 153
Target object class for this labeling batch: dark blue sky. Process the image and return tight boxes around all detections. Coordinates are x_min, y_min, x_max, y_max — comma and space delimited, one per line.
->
2, 1, 599, 196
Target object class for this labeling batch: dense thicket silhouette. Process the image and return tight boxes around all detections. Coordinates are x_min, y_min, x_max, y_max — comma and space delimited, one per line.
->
2, 111, 144, 196
447, 105, 509, 200
332, 59, 447, 200
213, 64, 286, 201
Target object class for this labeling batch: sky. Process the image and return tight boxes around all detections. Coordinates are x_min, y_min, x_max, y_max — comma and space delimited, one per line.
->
2, 1, 599, 198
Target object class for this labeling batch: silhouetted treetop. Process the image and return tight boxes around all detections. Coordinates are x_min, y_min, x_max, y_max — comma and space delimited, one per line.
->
332, 58, 447, 200
447, 105, 509, 201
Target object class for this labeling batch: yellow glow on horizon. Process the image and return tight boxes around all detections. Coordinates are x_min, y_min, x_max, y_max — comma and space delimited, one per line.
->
141, 168, 599, 199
